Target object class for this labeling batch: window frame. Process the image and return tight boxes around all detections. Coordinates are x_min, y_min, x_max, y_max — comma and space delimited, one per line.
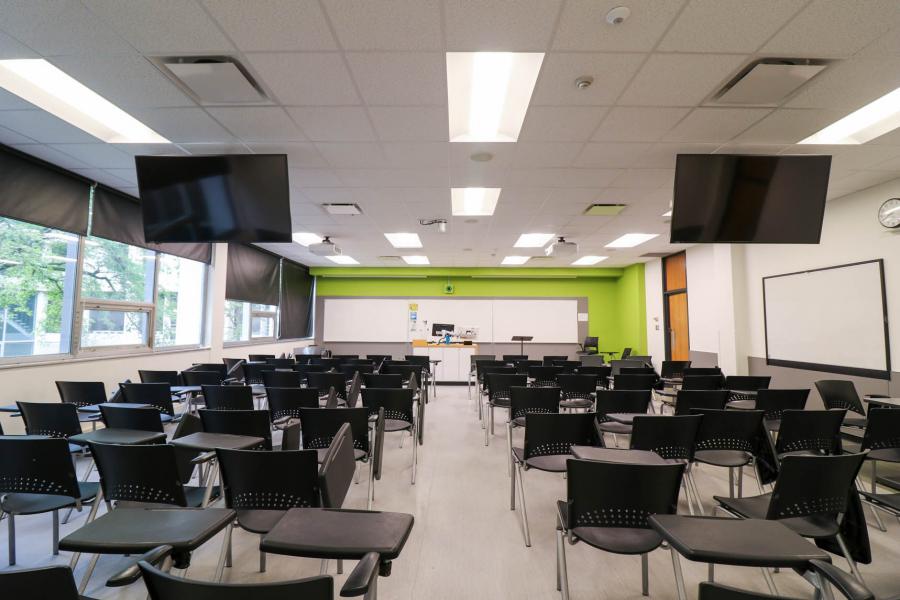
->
223, 300, 279, 347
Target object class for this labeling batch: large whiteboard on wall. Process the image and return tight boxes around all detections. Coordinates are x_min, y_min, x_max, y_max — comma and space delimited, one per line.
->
323, 298, 408, 342
493, 299, 579, 343
763, 261, 890, 374
411, 299, 494, 342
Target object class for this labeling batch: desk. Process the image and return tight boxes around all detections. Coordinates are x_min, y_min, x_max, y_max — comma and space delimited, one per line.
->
412, 341, 476, 383
69, 428, 165, 447
572, 446, 669, 465
76, 402, 149, 414
605, 412, 650, 425
864, 395, 900, 408
171, 432, 264, 507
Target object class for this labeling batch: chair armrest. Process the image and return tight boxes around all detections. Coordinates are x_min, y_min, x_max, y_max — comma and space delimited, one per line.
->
809, 560, 873, 600
106, 545, 174, 587
339, 552, 380, 597
191, 450, 216, 465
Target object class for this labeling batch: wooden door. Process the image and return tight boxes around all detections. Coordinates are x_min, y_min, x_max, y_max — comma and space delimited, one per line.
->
666, 292, 689, 361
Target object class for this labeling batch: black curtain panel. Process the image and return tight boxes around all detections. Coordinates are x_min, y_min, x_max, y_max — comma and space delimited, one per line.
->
225, 243, 280, 306
279, 259, 313, 339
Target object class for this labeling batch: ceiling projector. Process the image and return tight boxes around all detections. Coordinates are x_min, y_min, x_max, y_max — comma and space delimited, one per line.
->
545, 237, 578, 258
309, 236, 342, 257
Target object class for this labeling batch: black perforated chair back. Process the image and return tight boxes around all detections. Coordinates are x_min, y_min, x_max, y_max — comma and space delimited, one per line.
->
620, 366, 656, 375
487, 373, 527, 402
311, 358, 342, 371
191, 363, 228, 378
307, 372, 348, 399
724, 376, 771, 391
90, 442, 187, 506
594, 390, 652, 423
363, 373, 403, 389
503, 354, 528, 362
361, 387, 415, 423
754, 389, 809, 421
815, 380, 866, 416
248, 354, 276, 363
660, 360, 691, 379
631, 415, 703, 461
558, 374, 598, 399
528, 365, 564, 387
299, 408, 370, 454
181, 370, 222, 386
242, 363, 275, 385
404, 355, 431, 373
366, 354, 392, 367
346, 373, 362, 408
340, 364, 374, 382
318, 422, 356, 509
683, 367, 722, 376
0, 565, 82, 600
551, 360, 582, 373
575, 365, 611, 380
199, 409, 272, 450
543, 355, 568, 365
201, 385, 254, 411
675, 390, 729, 415
100, 405, 164, 433
17, 402, 82, 439
381, 364, 423, 384
682, 375, 724, 390
523, 412, 599, 459
613, 373, 657, 390
514, 359, 543, 374
775, 409, 846, 456
265, 358, 295, 368
0, 435, 82, 498
510, 386, 560, 420
120, 382, 176, 417
332, 354, 360, 362
55, 380, 106, 407
139, 371, 180, 385
216, 448, 321, 511
621, 347, 633, 359
479, 366, 516, 391
861, 408, 900, 451
692, 409, 764, 454
262, 370, 304, 388
566, 459, 684, 530
766, 452, 867, 522
266, 387, 319, 422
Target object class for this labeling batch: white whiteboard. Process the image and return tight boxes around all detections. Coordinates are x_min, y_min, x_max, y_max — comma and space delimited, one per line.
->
411, 299, 494, 342
493, 299, 579, 343
764, 261, 889, 372
323, 299, 408, 342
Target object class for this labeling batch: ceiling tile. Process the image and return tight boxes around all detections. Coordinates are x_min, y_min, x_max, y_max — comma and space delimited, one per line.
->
346, 52, 445, 105
289, 168, 344, 188
531, 52, 645, 105
761, 0, 900, 58
201, 0, 336, 51
287, 107, 377, 142
784, 57, 900, 112
382, 142, 448, 168
0, 126, 36, 145
574, 142, 652, 168
553, 0, 686, 51
207, 107, 306, 142
111, 143, 188, 156
506, 168, 622, 188
323, 0, 442, 50
610, 168, 675, 188
178, 142, 250, 155
658, 0, 806, 53
856, 26, 900, 58
630, 142, 718, 168
104, 168, 138, 185
512, 142, 584, 168
619, 53, 747, 106
0, 0, 133, 55
337, 168, 448, 187
246, 53, 360, 105
661, 107, 771, 142
316, 142, 389, 169
70, 167, 132, 188
444, 0, 563, 50
82, 0, 234, 53
0, 110, 99, 143
244, 143, 329, 169
130, 108, 236, 143
519, 106, 608, 141
0, 87, 38, 110
369, 106, 448, 141
735, 108, 845, 145
592, 107, 690, 142
11, 143, 89, 169
49, 143, 134, 168
0, 30, 38, 58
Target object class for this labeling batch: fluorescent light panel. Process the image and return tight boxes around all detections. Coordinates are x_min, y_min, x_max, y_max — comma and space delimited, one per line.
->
402, 255, 430, 265
451, 188, 500, 216
292, 232, 323, 246
605, 233, 659, 248
384, 233, 422, 249
514, 233, 555, 248
572, 256, 608, 266
0, 59, 169, 144
447, 52, 544, 142
800, 85, 900, 144
501, 256, 530, 265
662, 210, 673, 217
327, 255, 359, 265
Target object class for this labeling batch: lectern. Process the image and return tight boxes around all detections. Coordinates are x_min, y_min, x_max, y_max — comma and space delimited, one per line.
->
511, 335, 533, 356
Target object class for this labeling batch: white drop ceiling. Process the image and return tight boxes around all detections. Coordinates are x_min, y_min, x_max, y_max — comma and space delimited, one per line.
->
0, 0, 898, 267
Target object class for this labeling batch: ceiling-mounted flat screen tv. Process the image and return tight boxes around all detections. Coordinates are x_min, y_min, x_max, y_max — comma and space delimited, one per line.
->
136, 154, 291, 243
670, 154, 831, 244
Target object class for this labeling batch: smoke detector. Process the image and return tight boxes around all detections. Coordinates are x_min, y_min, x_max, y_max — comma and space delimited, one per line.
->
606, 6, 631, 25
309, 236, 342, 257
575, 76, 594, 90
545, 237, 578, 258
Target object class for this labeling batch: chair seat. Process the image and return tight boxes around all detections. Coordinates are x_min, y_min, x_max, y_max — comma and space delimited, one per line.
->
237, 509, 288, 534
859, 491, 900, 513
777, 450, 828, 460
489, 397, 510, 408
598, 421, 632, 435
0, 482, 100, 515
726, 399, 755, 410
512, 416, 526, 427
384, 419, 412, 433
560, 398, 592, 410
316, 448, 368, 463
715, 493, 839, 539
183, 485, 220, 508
843, 416, 867, 428
868, 448, 900, 463
694, 449, 753, 467
557, 501, 663, 554
512, 447, 569, 472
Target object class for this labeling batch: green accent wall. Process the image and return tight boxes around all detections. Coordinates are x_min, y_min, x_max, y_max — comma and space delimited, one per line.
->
310, 266, 647, 354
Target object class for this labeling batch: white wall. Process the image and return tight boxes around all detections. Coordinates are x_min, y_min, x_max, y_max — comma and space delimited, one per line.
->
685, 245, 719, 354
644, 259, 666, 362
0, 243, 311, 434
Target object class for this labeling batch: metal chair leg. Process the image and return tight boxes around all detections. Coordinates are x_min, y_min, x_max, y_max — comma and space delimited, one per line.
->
641, 553, 649, 596
510, 456, 516, 510
53, 509, 60, 555
485, 402, 490, 446
835, 532, 867, 586
259, 539, 266, 573
8, 512, 15, 566
411, 425, 417, 485
868, 465, 887, 531
762, 568, 779, 596
78, 552, 100, 594
708, 563, 715, 582
688, 470, 705, 515
337, 559, 343, 574
507, 423, 513, 478
214, 523, 233, 582
557, 528, 570, 600
367, 458, 375, 510
738, 465, 744, 497
516, 463, 531, 547
670, 546, 687, 600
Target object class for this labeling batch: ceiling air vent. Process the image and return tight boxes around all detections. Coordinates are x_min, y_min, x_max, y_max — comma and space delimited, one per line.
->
584, 204, 627, 216
322, 203, 363, 215
640, 252, 671, 258
154, 56, 268, 104
712, 58, 829, 106
377, 256, 404, 264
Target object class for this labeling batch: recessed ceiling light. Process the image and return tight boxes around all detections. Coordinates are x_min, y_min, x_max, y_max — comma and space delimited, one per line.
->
662, 210, 672, 217
451, 188, 500, 216
292, 232, 323, 246
402, 255, 430, 265
0, 59, 169, 144
501, 255, 530, 265
447, 52, 544, 142
514, 233, 555, 248
605, 233, 659, 248
385, 232, 422, 248
572, 256, 608, 266
799, 85, 900, 144
327, 255, 359, 265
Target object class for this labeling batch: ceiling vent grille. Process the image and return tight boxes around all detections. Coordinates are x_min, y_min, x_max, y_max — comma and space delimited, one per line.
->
322, 203, 363, 215
712, 58, 829, 106
640, 252, 671, 258
153, 56, 268, 104
584, 203, 627, 216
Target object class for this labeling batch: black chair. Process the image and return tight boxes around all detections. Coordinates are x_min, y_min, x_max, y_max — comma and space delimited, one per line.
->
216, 447, 322, 572
484, 373, 527, 445
674, 390, 729, 415
361, 387, 417, 484
0, 436, 100, 565
298, 408, 373, 507
381, 363, 423, 386
543, 355, 568, 365
181, 370, 223, 386
120, 382, 177, 422
614, 373, 657, 391
363, 373, 404, 389
366, 354, 392, 366
594, 390, 652, 440
698, 560, 873, 600
248, 354, 276, 362
199, 409, 272, 450
311, 358, 342, 371
692, 409, 765, 508
332, 354, 360, 362
242, 363, 275, 386
715, 452, 869, 584
265, 358, 296, 368
724, 375, 772, 403
16, 401, 84, 453
0, 563, 109, 600
620, 366, 656, 375
202, 385, 254, 411
610, 359, 647, 375
190, 363, 228, 378
557, 373, 598, 412
514, 359, 543, 374
55, 380, 106, 425
752, 389, 810, 431
577, 336, 599, 355
503, 354, 528, 362
508, 386, 561, 475
660, 360, 691, 379
815, 380, 868, 429
307, 372, 348, 401
858, 408, 900, 529
139, 370, 180, 385
682, 374, 724, 390
99, 404, 164, 433
529, 365, 563, 387
683, 367, 722, 376
265, 387, 319, 425
261, 370, 304, 388
631, 414, 704, 514
774, 409, 846, 459
223, 357, 243, 372
621, 347, 633, 358
575, 365, 611, 386
552, 360, 582, 373
340, 363, 374, 382
556, 459, 685, 597
511, 412, 600, 546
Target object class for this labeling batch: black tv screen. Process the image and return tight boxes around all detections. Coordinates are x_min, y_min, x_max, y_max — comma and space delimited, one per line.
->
136, 154, 292, 243
670, 154, 831, 244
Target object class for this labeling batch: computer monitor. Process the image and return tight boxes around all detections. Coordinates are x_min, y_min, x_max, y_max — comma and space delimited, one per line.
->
432, 323, 454, 336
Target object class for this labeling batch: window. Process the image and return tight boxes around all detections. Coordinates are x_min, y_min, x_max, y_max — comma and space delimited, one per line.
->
80, 307, 149, 348
81, 236, 155, 303
224, 300, 277, 343
154, 253, 205, 347
0, 217, 78, 358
